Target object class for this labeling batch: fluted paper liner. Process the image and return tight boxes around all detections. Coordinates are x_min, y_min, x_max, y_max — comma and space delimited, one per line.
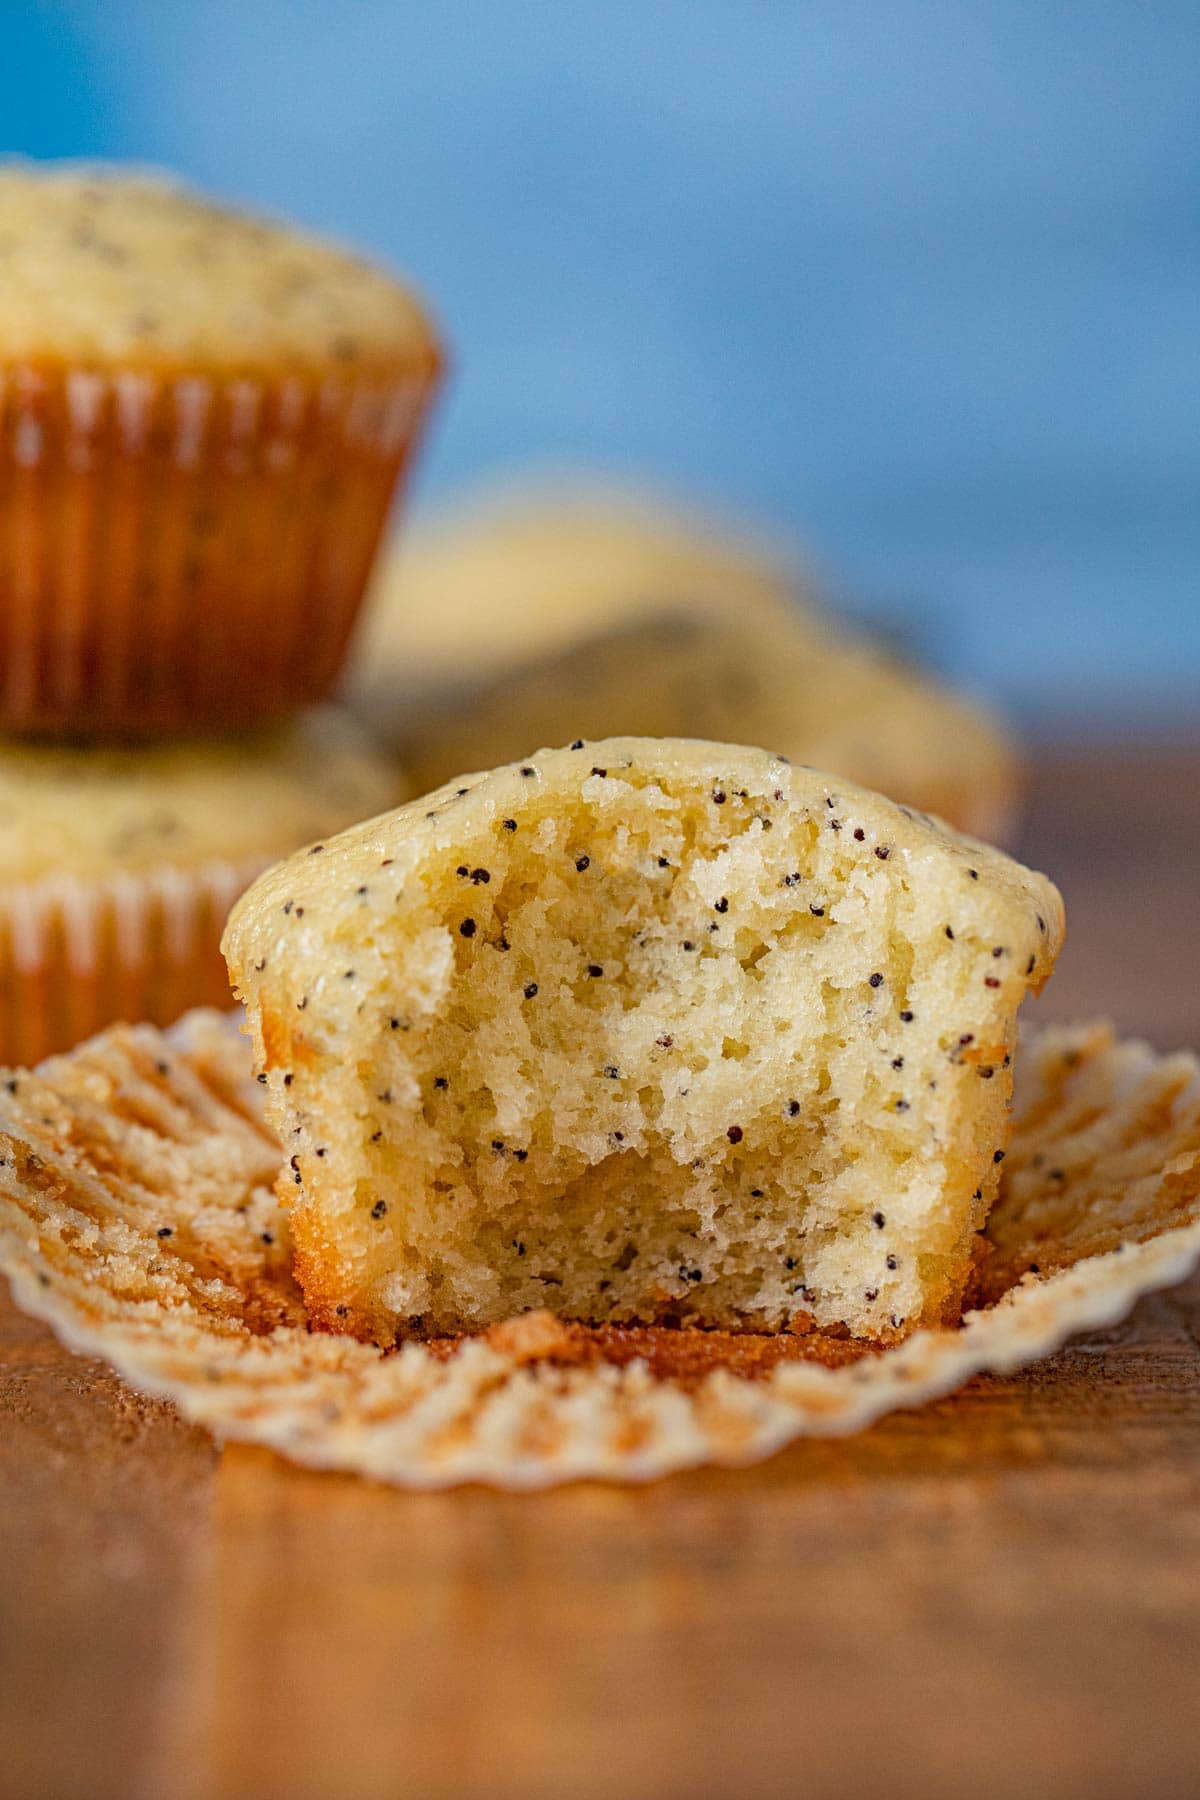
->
0, 858, 272, 1065
0, 1011, 1197, 1488
0, 359, 439, 733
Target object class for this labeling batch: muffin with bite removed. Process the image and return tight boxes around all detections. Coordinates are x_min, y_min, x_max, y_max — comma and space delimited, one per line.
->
225, 737, 1062, 1346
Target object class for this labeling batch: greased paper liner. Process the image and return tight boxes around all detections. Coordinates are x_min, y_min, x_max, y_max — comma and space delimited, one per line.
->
0, 858, 272, 1065
0, 1011, 1197, 1489
0, 359, 439, 733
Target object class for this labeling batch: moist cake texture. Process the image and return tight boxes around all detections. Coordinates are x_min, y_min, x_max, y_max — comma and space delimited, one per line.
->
224, 738, 1063, 1345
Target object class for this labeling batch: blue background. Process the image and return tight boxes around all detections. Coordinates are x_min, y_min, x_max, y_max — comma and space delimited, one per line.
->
5, 2, 1198, 722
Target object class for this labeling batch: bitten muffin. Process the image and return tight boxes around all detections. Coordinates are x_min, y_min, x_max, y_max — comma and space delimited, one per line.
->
224, 737, 1063, 1347
0, 708, 402, 1063
0, 163, 442, 734
348, 491, 1021, 843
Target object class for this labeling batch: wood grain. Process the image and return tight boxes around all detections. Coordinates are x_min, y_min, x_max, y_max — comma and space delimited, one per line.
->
2, 739, 1199, 1800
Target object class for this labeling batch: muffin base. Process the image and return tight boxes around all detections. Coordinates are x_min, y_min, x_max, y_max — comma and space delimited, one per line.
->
0, 858, 264, 1064
0, 357, 440, 735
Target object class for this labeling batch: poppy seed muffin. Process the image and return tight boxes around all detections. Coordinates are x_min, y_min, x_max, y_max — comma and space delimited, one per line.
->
351, 489, 793, 693
0, 162, 442, 733
349, 492, 1020, 842
0, 707, 402, 1063
224, 737, 1063, 1347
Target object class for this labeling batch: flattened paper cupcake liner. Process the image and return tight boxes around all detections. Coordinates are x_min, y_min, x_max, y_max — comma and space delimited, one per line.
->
0, 1014, 1196, 1489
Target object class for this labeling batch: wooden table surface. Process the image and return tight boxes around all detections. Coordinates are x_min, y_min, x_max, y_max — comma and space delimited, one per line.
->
3, 736, 1199, 1800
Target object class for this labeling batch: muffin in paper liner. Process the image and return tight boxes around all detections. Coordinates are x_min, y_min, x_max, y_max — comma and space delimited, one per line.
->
0, 707, 402, 1063
349, 490, 1021, 843
221, 735, 1063, 1347
0, 1012, 1197, 1489
0, 166, 442, 733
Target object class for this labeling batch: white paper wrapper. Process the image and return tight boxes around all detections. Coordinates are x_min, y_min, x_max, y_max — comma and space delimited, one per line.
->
0, 858, 269, 1064
0, 1011, 1196, 1488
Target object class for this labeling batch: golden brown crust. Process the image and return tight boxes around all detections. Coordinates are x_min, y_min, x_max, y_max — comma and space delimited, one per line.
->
446, 1311, 874, 1383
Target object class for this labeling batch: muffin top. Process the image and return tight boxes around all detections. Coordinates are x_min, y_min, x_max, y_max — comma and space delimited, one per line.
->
349, 488, 1020, 843
0, 708, 403, 884
354, 488, 794, 690
0, 164, 441, 373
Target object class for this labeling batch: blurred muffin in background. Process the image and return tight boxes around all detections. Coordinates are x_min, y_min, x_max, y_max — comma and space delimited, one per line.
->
347, 487, 1021, 843
0, 707, 402, 1064
350, 486, 791, 693
0, 163, 442, 736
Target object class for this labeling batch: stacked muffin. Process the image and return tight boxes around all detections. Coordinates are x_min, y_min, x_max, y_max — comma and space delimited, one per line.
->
0, 164, 442, 1060
349, 490, 1021, 844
